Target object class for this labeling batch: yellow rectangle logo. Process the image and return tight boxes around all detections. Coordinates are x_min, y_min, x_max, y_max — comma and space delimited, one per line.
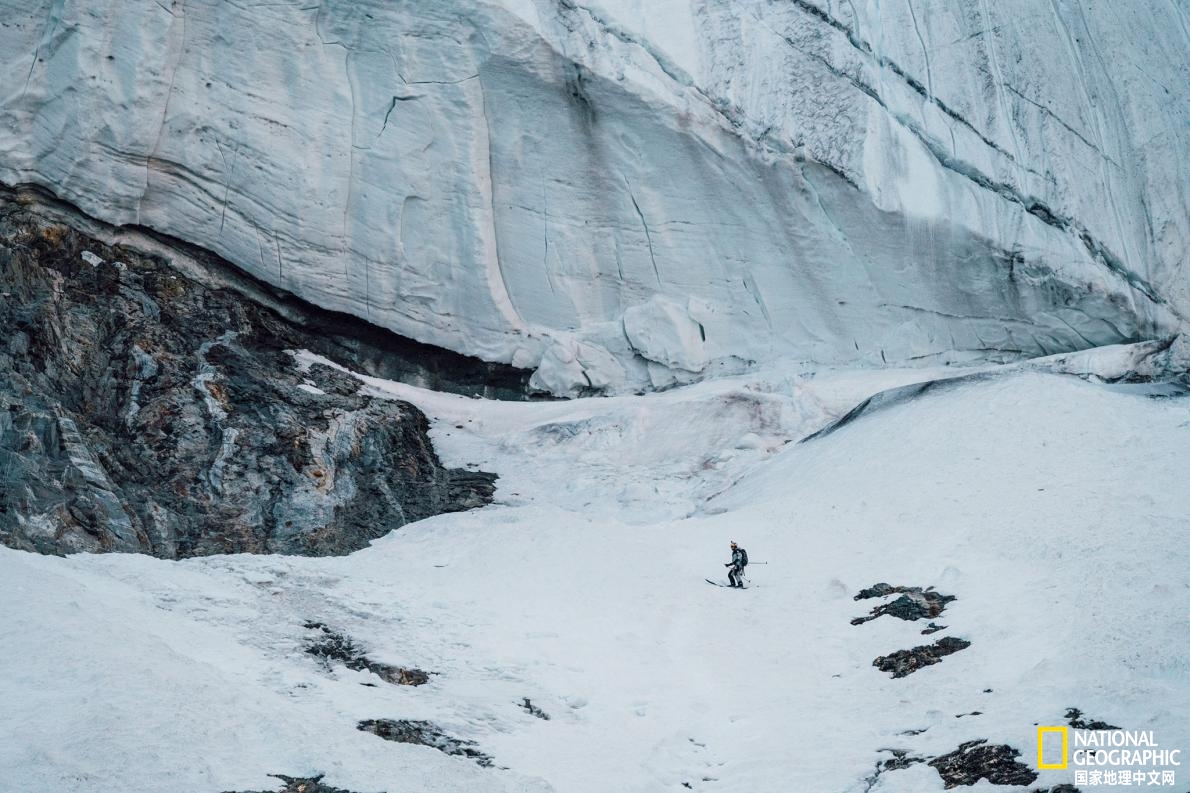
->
1037, 726, 1069, 769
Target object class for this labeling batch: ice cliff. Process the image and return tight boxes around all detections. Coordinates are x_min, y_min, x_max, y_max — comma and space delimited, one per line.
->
1, 0, 1186, 393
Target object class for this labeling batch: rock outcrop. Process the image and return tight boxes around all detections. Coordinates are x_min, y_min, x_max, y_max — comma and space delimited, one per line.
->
0, 204, 496, 557
356, 719, 493, 768
1, 0, 1186, 394
928, 740, 1037, 788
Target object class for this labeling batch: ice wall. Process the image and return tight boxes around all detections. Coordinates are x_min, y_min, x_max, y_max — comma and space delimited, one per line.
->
1, 0, 1185, 393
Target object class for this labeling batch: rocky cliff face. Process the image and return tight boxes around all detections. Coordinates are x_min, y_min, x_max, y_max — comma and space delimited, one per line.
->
0, 203, 496, 558
1, 0, 1185, 395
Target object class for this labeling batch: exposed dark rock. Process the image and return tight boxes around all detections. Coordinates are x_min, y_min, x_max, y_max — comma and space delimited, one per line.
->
1065, 707, 1120, 731
1029, 786, 1081, 793
304, 622, 430, 686
356, 719, 492, 767
881, 750, 924, 771
928, 740, 1038, 788
874, 636, 971, 678
862, 749, 925, 791
0, 205, 496, 558
519, 697, 550, 720
851, 584, 956, 625
801, 376, 991, 443
4, 183, 536, 400
922, 622, 947, 635
855, 582, 899, 599
224, 774, 374, 793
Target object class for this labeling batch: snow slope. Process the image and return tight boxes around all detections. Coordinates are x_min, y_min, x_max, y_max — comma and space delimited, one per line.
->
1, 1, 1187, 391
3, 353, 1188, 792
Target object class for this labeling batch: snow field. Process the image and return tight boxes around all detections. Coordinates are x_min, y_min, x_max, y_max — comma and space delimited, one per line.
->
2, 353, 1188, 792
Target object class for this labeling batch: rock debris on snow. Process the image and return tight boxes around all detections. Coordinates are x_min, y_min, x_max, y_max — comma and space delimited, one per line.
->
1064, 707, 1120, 731
927, 739, 1038, 788
304, 623, 431, 687
356, 720, 493, 768
851, 583, 956, 624
224, 774, 374, 793
518, 698, 550, 720
873, 636, 972, 678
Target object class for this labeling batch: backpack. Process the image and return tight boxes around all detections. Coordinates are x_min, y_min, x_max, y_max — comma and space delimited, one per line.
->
739, 548, 748, 567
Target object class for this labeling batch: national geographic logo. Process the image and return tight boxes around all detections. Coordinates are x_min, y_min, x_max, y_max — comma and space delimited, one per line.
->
1038, 726, 1181, 786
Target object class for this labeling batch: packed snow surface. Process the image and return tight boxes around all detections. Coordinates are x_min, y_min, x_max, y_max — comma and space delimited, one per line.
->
2, 351, 1188, 792
2, 0, 1188, 391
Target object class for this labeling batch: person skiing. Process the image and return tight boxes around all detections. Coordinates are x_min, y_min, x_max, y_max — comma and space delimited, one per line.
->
725, 541, 748, 587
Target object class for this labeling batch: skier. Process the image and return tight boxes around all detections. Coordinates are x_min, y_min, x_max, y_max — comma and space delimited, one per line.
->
725, 541, 748, 588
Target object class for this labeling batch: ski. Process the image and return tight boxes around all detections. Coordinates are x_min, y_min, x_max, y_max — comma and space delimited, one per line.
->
706, 578, 751, 589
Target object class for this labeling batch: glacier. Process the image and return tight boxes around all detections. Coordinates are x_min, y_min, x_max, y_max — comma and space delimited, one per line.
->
1, 0, 1187, 393
3, 3, 1190, 791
